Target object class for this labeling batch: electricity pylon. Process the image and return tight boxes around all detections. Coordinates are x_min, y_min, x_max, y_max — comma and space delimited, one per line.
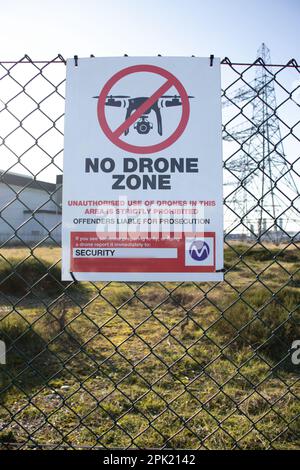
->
223, 43, 299, 244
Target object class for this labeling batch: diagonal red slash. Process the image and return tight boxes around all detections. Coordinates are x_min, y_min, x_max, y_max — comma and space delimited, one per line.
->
112, 78, 174, 138
98, 64, 190, 154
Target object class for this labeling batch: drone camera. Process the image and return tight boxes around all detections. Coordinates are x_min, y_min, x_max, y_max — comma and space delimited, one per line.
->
134, 116, 153, 135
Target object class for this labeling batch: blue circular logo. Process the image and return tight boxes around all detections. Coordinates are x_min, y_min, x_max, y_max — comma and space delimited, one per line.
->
189, 240, 210, 261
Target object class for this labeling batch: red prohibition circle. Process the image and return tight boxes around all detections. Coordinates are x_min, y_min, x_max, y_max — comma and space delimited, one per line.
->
97, 64, 190, 154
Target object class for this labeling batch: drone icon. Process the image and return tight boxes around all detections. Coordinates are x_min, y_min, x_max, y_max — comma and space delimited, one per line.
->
94, 94, 194, 136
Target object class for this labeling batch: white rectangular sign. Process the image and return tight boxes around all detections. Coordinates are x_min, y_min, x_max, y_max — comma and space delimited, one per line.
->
62, 56, 223, 281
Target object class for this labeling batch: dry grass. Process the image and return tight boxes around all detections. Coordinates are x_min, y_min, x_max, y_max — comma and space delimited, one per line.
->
0, 242, 299, 449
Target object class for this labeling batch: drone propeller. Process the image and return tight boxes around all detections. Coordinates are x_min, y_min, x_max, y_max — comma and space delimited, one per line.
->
107, 95, 130, 98
92, 95, 131, 99
161, 95, 194, 98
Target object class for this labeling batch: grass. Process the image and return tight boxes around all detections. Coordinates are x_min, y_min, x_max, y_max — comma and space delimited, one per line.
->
210, 285, 300, 361
0, 242, 299, 449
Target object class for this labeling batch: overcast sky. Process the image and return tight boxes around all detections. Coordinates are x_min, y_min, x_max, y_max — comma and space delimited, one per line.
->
0, 0, 299, 62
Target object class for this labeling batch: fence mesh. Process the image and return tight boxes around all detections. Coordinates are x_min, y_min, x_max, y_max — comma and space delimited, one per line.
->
0, 55, 299, 450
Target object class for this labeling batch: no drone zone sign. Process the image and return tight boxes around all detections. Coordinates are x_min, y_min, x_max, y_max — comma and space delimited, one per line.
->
62, 56, 223, 281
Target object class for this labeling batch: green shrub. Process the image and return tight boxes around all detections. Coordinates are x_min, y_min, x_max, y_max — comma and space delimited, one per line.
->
212, 286, 300, 362
0, 257, 88, 299
224, 245, 299, 264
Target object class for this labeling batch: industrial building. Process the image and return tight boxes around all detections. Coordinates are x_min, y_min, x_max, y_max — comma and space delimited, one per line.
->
0, 171, 62, 245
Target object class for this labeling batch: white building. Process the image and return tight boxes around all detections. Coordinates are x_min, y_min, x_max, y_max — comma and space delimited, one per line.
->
0, 171, 62, 244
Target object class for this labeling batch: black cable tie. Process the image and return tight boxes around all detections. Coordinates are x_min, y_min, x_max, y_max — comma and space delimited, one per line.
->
90, 54, 95, 58
70, 272, 78, 283
216, 268, 226, 273
158, 54, 162, 57
124, 54, 128, 57
74, 55, 78, 67
210, 54, 214, 67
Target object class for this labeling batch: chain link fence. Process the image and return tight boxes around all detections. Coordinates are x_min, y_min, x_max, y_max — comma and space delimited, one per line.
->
0, 55, 299, 450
